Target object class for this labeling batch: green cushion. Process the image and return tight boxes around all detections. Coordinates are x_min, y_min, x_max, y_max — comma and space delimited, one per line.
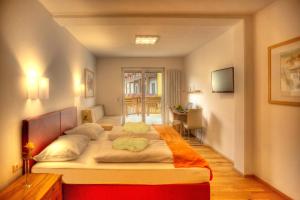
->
112, 137, 149, 152
123, 122, 150, 134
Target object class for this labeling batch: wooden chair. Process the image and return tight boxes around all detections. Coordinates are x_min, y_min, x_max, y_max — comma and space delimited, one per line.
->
183, 109, 202, 142
169, 107, 184, 136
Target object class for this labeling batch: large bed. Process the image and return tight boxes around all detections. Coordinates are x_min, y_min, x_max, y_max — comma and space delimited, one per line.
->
22, 107, 211, 200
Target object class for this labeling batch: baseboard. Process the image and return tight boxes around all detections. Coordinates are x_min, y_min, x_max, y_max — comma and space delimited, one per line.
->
233, 167, 246, 176
244, 175, 292, 200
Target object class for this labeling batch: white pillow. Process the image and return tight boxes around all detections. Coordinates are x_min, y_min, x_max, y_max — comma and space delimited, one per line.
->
64, 123, 104, 140
33, 135, 89, 162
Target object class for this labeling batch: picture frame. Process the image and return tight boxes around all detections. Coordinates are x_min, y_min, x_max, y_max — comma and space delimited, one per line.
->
268, 36, 300, 106
84, 68, 95, 98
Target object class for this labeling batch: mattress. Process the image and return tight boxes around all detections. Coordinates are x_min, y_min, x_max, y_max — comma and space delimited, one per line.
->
32, 131, 210, 185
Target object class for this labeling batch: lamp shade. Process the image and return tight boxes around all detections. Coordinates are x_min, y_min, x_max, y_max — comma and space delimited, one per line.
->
27, 77, 38, 99
39, 77, 49, 99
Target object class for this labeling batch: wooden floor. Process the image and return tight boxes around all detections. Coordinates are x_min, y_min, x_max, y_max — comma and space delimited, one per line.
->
187, 138, 289, 200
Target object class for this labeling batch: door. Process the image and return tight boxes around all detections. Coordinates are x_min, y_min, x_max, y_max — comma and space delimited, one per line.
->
122, 68, 164, 124
143, 71, 163, 124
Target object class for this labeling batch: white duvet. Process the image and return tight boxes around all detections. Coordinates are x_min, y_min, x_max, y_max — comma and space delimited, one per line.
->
94, 138, 173, 163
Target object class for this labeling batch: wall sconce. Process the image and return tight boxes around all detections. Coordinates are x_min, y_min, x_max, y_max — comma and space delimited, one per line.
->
27, 74, 49, 100
39, 77, 49, 99
27, 76, 39, 99
74, 80, 85, 97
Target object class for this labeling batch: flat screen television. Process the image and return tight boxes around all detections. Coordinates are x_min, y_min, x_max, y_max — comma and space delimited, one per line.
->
211, 67, 234, 93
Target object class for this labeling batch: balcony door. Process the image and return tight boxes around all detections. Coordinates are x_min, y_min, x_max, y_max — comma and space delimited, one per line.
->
122, 68, 164, 124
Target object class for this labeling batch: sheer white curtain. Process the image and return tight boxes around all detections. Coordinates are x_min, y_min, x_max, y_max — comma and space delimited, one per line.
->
165, 70, 181, 123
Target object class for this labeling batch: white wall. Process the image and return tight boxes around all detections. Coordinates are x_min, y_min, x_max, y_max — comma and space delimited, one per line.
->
184, 21, 247, 172
0, 0, 95, 189
253, 0, 300, 199
96, 57, 184, 116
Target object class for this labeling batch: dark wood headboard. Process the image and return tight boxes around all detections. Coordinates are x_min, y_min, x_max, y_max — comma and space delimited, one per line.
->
22, 107, 77, 170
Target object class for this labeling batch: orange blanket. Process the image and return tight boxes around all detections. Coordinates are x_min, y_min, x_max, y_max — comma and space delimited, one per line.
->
154, 125, 213, 181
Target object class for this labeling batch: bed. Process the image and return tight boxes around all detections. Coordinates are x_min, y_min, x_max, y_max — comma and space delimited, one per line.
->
22, 107, 211, 200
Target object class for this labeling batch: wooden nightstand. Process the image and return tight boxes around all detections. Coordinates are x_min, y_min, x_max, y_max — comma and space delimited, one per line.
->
101, 124, 113, 131
0, 173, 62, 200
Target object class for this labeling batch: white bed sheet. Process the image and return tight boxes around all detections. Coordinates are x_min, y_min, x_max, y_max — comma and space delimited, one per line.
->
32, 132, 210, 185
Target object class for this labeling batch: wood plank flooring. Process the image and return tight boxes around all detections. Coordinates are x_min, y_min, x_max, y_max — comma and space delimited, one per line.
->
188, 138, 290, 200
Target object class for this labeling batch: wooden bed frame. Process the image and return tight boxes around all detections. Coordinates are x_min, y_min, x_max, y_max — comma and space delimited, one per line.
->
22, 107, 210, 200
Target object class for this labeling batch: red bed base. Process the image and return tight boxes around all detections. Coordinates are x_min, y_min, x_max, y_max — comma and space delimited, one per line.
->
63, 183, 210, 200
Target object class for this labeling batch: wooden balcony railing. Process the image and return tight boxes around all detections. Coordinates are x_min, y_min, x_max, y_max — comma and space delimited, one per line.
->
124, 96, 161, 116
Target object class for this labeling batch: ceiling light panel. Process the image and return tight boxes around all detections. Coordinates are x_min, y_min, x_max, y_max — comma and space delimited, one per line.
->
135, 35, 159, 45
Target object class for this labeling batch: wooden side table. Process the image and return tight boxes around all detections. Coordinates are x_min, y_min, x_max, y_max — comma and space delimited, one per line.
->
101, 124, 113, 131
0, 173, 62, 200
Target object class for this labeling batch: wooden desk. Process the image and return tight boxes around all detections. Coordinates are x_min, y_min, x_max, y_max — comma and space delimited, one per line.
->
0, 173, 62, 200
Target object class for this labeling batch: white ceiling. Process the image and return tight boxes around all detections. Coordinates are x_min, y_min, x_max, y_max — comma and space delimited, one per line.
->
38, 0, 276, 57
56, 18, 238, 57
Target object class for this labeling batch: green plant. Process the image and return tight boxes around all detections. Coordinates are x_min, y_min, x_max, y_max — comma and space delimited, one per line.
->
175, 105, 184, 112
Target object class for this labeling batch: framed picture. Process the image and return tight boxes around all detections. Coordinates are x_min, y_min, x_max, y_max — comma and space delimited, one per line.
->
268, 36, 300, 106
84, 68, 95, 98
